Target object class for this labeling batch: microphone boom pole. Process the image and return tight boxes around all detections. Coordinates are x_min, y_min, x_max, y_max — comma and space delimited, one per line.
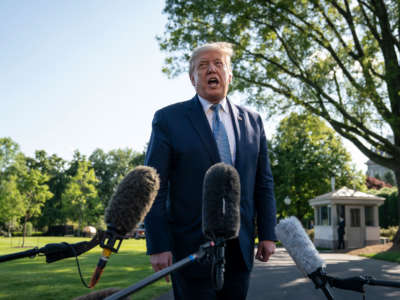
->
0, 247, 41, 263
0, 231, 104, 264
104, 241, 216, 300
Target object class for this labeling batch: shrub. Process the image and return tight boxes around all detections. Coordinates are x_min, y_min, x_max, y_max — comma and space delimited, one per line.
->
12, 231, 43, 237
25, 222, 33, 237
368, 187, 398, 228
380, 226, 398, 241
307, 228, 314, 241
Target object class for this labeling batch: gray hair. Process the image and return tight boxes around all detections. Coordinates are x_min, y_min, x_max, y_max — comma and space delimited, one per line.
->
189, 42, 233, 76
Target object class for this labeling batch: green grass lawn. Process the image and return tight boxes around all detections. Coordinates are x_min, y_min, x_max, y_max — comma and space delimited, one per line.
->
361, 250, 400, 263
0, 236, 171, 300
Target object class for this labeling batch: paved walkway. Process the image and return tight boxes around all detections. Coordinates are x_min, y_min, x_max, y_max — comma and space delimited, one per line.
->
155, 247, 400, 299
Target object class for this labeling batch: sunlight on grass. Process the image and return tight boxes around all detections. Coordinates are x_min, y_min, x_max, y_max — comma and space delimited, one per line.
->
0, 237, 171, 300
361, 250, 400, 263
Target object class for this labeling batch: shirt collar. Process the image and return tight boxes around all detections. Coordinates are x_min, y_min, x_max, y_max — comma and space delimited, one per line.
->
198, 95, 228, 113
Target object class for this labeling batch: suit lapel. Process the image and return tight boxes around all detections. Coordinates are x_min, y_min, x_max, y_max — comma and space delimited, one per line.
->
186, 95, 220, 164
227, 99, 246, 170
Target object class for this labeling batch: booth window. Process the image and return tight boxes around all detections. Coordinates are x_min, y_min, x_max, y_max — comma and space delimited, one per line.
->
365, 206, 374, 226
316, 205, 331, 225
350, 208, 361, 227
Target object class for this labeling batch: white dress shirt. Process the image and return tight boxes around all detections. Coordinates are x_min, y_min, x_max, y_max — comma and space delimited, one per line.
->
198, 95, 236, 164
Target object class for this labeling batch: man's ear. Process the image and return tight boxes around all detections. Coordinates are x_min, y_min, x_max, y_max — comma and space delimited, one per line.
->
228, 72, 233, 85
190, 73, 196, 87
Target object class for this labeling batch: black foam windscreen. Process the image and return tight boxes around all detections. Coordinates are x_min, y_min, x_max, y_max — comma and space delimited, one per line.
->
202, 163, 240, 241
105, 166, 160, 235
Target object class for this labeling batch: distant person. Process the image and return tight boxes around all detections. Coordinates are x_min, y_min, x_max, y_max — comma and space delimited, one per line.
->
144, 42, 277, 300
337, 217, 345, 249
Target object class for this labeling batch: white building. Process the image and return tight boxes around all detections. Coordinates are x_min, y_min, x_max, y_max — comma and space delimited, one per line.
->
365, 134, 396, 183
309, 187, 385, 249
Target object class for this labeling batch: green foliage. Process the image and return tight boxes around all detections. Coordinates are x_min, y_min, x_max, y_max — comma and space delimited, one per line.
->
25, 222, 33, 237
11, 231, 43, 237
0, 137, 147, 234
0, 175, 25, 226
89, 148, 145, 207
0, 237, 170, 300
158, 0, 400, 196
16, 160, 53, 247
380, 226, 398, 241
30, 151, 69, 229
61, 160, 100, 234
0, 136, 149, 237
270, 113, 365, 221
383, 171, 396, 186
369, 187, 399, 228
0, 137, 19, 174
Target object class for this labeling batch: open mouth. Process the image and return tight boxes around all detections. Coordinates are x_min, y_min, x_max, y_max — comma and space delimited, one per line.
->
208, 77, 219, 87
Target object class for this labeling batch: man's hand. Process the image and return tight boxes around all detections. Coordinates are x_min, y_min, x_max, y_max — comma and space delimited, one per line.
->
150, 251, 173, 282
255, 240, 275, 262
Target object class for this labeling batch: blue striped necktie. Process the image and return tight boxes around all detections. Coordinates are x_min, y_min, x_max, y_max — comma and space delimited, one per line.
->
211, 104, 232, 165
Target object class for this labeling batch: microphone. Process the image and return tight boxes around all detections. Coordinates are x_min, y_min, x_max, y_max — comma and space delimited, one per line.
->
202, 163, 241, 241
275, 216, 333, 299
89, 166, 160, 288
202, 163, 241, 290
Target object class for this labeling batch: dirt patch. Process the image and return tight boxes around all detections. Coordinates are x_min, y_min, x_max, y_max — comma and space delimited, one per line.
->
344, 242, 394, 256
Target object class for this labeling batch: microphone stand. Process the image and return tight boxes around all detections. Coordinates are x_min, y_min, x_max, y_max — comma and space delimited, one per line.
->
326, 274, 400, 294
0, 231, 104, 264
309, 268, 400, 299
308, 268, 335, 300
211, 238, 225, 290
0, 247, 42, 263
104, 241, 217, 300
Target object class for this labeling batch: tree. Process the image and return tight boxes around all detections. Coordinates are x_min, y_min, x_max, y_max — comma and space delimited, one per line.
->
383, 171, 396, 186
158, 0, 400, 244
89, 148, 145, 207
0, 137, 20, 175
25, 151, 68, 229
0, 175, 25, 235
61, 160, 100, 235
368, 187, 398, 228
270, 113, 364, 221
366, 176, 393, 189
0, 138, 23, 234
18, 161, 53, 247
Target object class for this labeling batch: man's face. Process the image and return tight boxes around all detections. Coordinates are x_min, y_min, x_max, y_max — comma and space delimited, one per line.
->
190, 49, 232, 103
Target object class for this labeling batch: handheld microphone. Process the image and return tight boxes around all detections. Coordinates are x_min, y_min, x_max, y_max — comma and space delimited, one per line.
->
275, 216, 333, 299
202, 163, 241, 241
89, 166, 160, 288
202, 163, 241, 290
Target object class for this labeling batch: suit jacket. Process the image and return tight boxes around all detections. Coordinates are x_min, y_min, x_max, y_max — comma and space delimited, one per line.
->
144, 95, 276, 274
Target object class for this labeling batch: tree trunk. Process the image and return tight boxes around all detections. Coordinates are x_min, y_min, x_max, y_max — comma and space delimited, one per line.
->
7, 218, 11, 237
391, 169, 400, 249
78, 209, 83, 237
21, 215, 27, 248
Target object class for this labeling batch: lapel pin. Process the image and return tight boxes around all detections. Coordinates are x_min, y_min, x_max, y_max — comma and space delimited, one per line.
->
238, 115, 243, 121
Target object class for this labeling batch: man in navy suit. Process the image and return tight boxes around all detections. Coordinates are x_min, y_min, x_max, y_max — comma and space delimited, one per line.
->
144, 42, 277, 300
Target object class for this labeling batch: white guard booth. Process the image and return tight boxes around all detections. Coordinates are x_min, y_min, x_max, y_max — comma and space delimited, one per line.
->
309, 187, 385, 249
